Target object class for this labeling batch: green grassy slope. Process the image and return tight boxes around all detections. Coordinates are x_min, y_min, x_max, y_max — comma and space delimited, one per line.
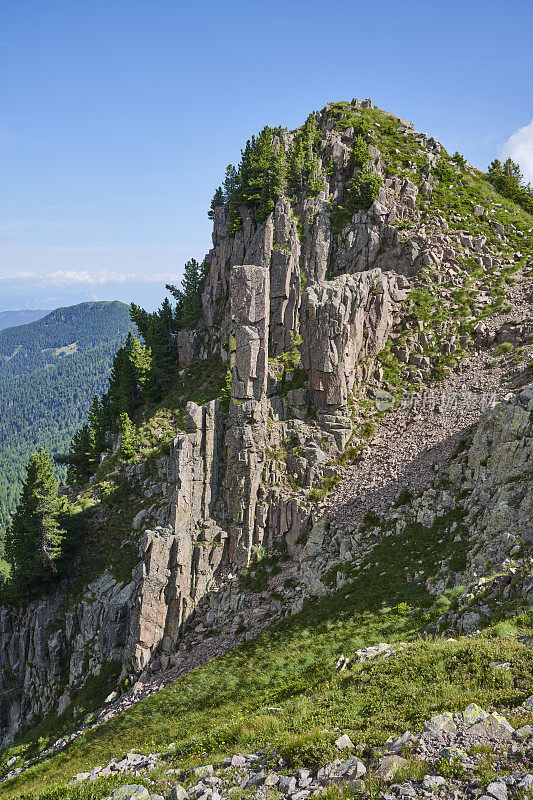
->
3, 595, 533, 798
3, 494, 533, 797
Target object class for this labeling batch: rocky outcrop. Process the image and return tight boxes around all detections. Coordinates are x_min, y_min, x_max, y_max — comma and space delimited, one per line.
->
229, 265, 269, 401
2, 99, 528, 752
225, 264, 270, 565
0, 573, 135, 744
290, 381, 533, 632
301, 270, 409, 409
431, 384, 533, 632
128, 399, 227, 672
269, 198, 301, 356
198, 119, 427, 364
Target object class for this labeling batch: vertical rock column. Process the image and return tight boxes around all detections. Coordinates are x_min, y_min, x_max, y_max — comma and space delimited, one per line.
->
225, 264, 270, 566
129, 400, 223, 671
269, 197, 301, 356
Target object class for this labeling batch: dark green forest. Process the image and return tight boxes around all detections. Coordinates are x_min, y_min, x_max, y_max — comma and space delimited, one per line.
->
0, 302, 136, 545
0, 301, 134, 378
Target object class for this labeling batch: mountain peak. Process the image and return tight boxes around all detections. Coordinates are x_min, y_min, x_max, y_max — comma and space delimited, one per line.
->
0, 102, 531, 797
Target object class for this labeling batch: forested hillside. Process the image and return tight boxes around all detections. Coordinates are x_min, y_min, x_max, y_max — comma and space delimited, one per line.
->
0, 301, 133, 378
0, 310, 47, 332
0, 301, 136, 541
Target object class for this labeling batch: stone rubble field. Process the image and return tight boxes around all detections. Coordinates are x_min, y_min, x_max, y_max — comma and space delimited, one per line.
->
69, 702, 533, 800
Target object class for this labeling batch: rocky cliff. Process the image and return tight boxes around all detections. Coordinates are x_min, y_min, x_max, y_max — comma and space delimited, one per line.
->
0, 98, 531, 756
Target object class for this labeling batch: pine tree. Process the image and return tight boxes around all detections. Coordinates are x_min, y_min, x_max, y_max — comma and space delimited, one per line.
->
119, 413, 137, 459
236, 127, 286, 222
288, 137, 304, 197
166, 258, 206, 332
55, 423, 93, 484
88, 395, 106, 463
488, 157, 533, 213
180, 259, 204, 330
129, 303, 151, 340
5, 449, 66, 596
346, 168, 383, 212
208, 186, 225, 219
130, 300, 179, 401
224, 164, 242, 234
109, 335, 140, 418
131, 336, 152, 387
350, 135, 370, 169
142, 300, 177, 400
99, 393, 113, 439
223, 164, 240, 201
287, 113, 324, 200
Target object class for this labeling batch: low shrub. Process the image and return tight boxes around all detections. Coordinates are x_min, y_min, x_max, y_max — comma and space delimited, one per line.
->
277, 730, 337, 768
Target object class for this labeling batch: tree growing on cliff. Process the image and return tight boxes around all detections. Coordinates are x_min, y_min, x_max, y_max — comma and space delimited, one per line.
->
4, 449, 66, 596
166, 258, 205, 331
108, 334, 142, 417
287, 113, 324, 199
235, 127, 286, 222
346, 168, 383, 211
222, 127, 287, 230
208, 186, 225, 219
56, 422, 94, 484
350, 135, 370, 169
223, 164, 239, 200
130, 337, 152, 387
119, 413, 137, 458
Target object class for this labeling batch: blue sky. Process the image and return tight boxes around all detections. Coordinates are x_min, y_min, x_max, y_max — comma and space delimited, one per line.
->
1, 0, 532, 310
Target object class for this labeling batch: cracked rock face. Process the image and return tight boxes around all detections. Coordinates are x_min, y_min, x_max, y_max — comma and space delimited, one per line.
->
230, 264, 270, 401
130, 400, 226, 671
269, 197, 301, 356
226, 264, 270, 565
301, 270, 409, 408
3, 102, 528, 751
0, 574, 135, 745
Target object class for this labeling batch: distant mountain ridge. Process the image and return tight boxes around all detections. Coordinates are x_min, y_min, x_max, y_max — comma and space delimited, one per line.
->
0, 301, 133, 379
0, 300, 137, 536
0, 310, 48, 332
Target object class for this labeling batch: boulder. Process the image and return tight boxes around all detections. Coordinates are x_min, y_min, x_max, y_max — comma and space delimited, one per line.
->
170, 787, 188, 800
335, 734, 355, 750
425, 711, 457, 735
486, 782, 508, 800
375, 755, 408, 781
108, 787, 150, 800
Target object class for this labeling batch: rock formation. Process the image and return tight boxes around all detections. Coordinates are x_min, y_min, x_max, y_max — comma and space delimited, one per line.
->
0, 98, 531, 757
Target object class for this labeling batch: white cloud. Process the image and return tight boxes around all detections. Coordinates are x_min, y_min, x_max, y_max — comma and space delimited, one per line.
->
0, 271, 35, 280
0, 269, 181, 286
500, 117, 533, 184
0, 242, 201, 282
46, 270, 180, 286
